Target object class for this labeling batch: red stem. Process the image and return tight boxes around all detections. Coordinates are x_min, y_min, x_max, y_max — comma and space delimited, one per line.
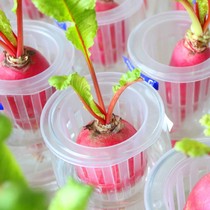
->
16, 0, 24, 57
203, 0, 210, 32
0, 40, 16, 57
0, 32, 17, 54
106, 78, 143, 124
194, 2, 200, 22
77, 94, 106, 124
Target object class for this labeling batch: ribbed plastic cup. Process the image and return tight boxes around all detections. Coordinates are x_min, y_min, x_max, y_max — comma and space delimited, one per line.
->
40, 72, 171, 209
143, 0, 172, 17
55, 0, 145, 73
128, 11, 210, 140
144, 138, 210, 210
0, 20, 75, 188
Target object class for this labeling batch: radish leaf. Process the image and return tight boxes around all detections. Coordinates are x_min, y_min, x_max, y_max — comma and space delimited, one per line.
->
12, 0, 18, 12
200, 114, 210, 136
113, 69, 141, 93
0, 114, 27, 185
0, 10, 17, 46
174, 138, 210, 157
196, 0, 208, 25
49, 178, 93, 210
0, 182, 48, 210
0, 114, 12, 143
31, 0, 97, 56
49, 73, 105, 119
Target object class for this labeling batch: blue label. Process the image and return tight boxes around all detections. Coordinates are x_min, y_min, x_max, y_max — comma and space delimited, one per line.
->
55, 20, 67, 31
0, 103, 3, 110
122, 56, 159, 90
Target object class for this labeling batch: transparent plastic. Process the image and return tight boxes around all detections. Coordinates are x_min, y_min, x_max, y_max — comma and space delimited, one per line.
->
143, 0, 172, 17
55, 0, 145, 73
144, 138, 210, 210
0, 20, 75, 187
41, 72, 171, 209
128, 11, 210, 140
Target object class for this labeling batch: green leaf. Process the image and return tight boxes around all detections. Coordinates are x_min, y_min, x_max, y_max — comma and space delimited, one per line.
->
174, 138, 210, 157
49, 178, 93, 210
0, 143, 27, 185
0, 114, 13, 143
0, 182, 48, 210
31, 0, 97, 55
49, 75, 72, 90
12, 0, 18, 13
196, 0, 208, 25
199, 114, 210, 137
113, 69, 141, 93
49, 73, 105, 119
177, 0, 203, 35
0, 10, 17, 46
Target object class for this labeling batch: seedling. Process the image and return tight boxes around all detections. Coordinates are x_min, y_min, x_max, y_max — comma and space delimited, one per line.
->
0, 0, 50, 129
32, 0, 146, 193
166, 0, 210, 122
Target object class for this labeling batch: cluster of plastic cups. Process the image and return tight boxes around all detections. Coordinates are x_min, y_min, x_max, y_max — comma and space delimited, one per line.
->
0, 20, 75, 191
1, 0, 210, 209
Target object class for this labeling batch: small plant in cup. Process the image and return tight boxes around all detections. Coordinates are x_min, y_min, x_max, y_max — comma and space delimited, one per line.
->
0, 0, 49, 129
166, 0, 210, 123
174, 114, 210, 210
32, 0, 146, 193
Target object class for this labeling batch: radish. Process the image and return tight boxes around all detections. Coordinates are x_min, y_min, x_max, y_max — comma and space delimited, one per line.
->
166, 0, 210, 124
89, 0, 126, 67
32, 0, 146, 193
175, 138, 210, 209
0, 0, 49, 129
184, 173, 210, 210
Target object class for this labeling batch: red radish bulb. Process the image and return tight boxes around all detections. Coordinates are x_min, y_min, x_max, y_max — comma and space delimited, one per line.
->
184, 173, 210, 210
0, 1, 50, 129
90, 0, 126, 66
76, 115, 146, 193
166, 0, 210, 124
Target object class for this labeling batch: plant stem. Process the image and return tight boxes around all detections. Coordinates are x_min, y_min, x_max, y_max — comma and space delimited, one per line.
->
16, 0, 24, 57
77, 92, 106, 124
0, 40, 16, 57
0, 32, 17, 54
203, 0, 210, 32
84, 55, 106, 115
106, 78, 143, 124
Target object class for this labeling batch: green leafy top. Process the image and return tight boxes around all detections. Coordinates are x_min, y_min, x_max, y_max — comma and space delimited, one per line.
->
199, 114, 210, 136
177, 0, 210, 35
174, 138, 210, 157
0, 9, 17, 46
49, 73, 105, 121
31, 0, 97, 56
49, 69, 142, 124
113, 69, 141, 92
49, 178, 93, 210
0, 113, 13, 143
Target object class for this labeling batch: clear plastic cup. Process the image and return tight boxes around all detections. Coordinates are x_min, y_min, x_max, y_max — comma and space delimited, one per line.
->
144, 138, 210, 210
41, 72, 171, 209
55, 0, 145, 73
0, 20, 75, 187
127, 11, 210, 141
143, 0, 172, 17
